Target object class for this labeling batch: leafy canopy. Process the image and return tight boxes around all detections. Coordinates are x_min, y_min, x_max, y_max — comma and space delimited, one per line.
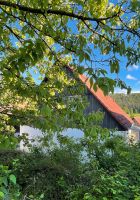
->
0, 0, 140, 132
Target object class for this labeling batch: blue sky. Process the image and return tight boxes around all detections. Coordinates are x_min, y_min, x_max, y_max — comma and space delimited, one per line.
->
29, 59, 140, 93
98, 62, 140, 93
117, 64, 140, 93
67, 20, 140, 93
104, 55, 140, 93
26, 43, 140, 94
10, 3, 140, 94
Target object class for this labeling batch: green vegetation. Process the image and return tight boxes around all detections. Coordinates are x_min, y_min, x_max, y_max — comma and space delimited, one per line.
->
111, 93, 140, 117
0, 0, 139, 135
1, 136, 140, 200
0, 0, 140, 199
0, 165, 20, 200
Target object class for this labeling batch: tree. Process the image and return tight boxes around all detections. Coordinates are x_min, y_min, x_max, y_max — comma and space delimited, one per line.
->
0, 2, 140, 199
0, 0, 140, 133
111, 93, 140, 115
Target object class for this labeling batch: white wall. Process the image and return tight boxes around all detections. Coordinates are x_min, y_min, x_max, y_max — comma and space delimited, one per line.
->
19, 125, 140, 151
19, 126, 84, 151
19, 125, 43, 151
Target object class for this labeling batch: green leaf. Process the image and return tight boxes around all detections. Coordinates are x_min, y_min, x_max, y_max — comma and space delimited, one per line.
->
40, 193, 44, 198
9, 174, 16, 185
84, 52, 90, 61
41, 105, 52, 117
79, 54, 84, 63
0, 191, 4, 199
89, 77, 93, 88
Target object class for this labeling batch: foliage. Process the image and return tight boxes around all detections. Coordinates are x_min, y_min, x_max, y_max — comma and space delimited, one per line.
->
0, 165, 20, 200
0, 0, 140, 199
111, 93, 140, 116
1, 135, 140, 199
0, 0, 140, 134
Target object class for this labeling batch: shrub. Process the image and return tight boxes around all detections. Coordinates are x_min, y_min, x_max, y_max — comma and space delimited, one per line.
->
1, 136, 140, 199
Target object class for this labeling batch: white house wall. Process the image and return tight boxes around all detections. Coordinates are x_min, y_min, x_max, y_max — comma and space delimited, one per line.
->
19, 125, 140, 151
19, 126, 84, 151
19, 125, 43, 151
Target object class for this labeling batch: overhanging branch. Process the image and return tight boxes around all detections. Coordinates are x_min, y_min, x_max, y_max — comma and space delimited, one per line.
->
0, 0, 120, 22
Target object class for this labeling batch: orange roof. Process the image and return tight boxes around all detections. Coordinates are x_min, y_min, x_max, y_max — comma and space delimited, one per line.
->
133, 117, 140, 126
78, 73, 133, 130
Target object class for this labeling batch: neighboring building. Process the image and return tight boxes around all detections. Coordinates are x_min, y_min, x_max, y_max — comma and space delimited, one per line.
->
19, 68, 140, 149
129, 117, 140, 141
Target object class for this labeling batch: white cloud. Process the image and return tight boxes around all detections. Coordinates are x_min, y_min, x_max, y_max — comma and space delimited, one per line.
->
114, 88, 140, 94
127, 64, 139, 71
114, 88, 127, 94
126, 74, 137, 80
132, 90, 140, 93
133, 64, 139, 69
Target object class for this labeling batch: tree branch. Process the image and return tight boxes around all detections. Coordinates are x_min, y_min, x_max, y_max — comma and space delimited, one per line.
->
0, 0, 45, 14
0, 0, 120, 22
82, 20, 116, 46
5, 24, 23, 43
118, 16, 140, 38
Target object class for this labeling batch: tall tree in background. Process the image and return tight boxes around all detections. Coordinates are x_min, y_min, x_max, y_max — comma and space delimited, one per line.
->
0, 0, 139, 134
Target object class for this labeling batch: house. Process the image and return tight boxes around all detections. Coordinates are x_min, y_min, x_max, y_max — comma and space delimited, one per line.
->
78, 73, 133, 131
78, 72, 140, 142
19, 67, 140, 150
130, 117, 140, 141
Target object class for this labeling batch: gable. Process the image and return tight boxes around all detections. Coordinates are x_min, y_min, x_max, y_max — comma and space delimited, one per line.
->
78, 73, 133, 130
85, 91, 126, 130
53, 66, 133, 130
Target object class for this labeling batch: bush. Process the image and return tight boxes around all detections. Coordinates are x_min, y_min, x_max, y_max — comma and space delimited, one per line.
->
0, 165, 20, 200
1, 136, 140, 199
